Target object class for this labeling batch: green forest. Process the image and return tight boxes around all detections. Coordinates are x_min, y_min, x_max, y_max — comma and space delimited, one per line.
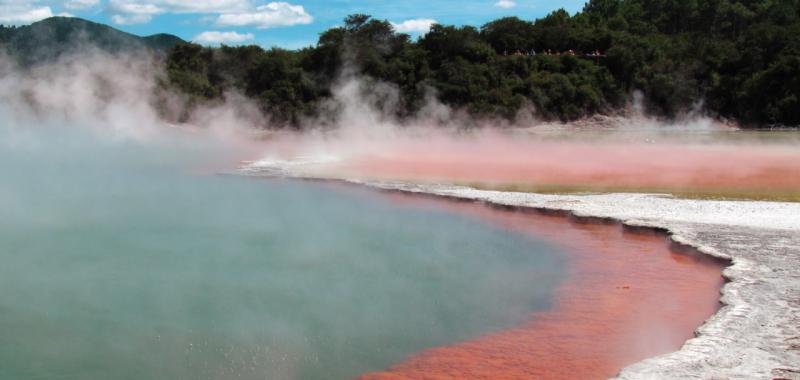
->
164, 0, 800, 128
4, 0, 799, 128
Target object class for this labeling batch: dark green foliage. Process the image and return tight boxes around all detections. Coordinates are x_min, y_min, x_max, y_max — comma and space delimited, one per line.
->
0, 24, 16, 44
165, 43, 326, 126
165, 43, 218, 100
244, 48, 322, 126
161, 1, 800, 128
481, 17, 537, 54
142, 33, 185, 51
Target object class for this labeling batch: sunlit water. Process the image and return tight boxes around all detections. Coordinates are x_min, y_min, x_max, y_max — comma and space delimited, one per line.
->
0, 127, 566, 380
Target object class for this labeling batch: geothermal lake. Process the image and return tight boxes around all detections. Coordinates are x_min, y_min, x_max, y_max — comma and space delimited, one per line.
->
0, 131, 567, 380
0, 127, 726, 379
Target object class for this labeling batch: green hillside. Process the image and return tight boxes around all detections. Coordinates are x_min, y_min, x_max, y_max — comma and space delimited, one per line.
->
0, 17, 184, 66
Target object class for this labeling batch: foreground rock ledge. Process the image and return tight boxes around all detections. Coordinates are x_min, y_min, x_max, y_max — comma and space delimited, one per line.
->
347, 181, 800, 380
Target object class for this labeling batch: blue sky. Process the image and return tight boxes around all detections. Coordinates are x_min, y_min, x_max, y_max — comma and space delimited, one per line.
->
1, 1, 587, 49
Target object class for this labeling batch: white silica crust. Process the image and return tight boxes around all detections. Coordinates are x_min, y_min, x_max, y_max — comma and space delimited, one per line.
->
239, 162, 800, 380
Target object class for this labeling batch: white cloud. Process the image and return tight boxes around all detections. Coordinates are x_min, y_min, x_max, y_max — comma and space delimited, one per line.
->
109, 0, 162, 25
166, 0, 250, 13
495, 0, 516, 9
109, 1, 164, 16
111, 13, 153, 25
193, 30, 254, 44
107, 1, 312, 28
391, 18, 436, 34
216, 2, 312, 29
109, 0, 251, 14
0, 5, 54, 24
108, 0, 246, 25
64, 0, 101, 10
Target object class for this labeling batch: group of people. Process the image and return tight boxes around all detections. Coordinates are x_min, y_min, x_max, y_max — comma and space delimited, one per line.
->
503, 49, 605, 57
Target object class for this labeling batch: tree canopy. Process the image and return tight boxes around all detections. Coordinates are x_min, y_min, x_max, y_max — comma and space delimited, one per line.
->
162, 0, 800, 128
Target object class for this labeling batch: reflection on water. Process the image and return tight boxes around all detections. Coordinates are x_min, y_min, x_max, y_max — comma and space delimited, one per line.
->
0, 131, 566, 380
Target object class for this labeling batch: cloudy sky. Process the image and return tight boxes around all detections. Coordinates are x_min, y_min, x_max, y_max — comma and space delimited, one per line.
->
1, 0, 586, 48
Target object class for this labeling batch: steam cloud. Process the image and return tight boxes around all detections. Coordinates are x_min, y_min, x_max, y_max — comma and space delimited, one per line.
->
3, 48, 798, 199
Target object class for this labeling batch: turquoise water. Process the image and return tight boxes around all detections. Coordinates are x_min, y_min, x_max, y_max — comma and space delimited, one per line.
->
0, 128, 566, 380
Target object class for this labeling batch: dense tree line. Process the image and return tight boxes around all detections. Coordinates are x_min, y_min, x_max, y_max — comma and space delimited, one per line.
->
0, 24, 16, 43
164, 0, 800, 128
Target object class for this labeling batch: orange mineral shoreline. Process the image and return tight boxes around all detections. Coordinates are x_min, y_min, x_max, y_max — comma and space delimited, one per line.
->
315, 140, 800, 199
358, 190, 727, 380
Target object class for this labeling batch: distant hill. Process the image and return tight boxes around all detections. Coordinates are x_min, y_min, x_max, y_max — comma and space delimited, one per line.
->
0, 17, 184, 66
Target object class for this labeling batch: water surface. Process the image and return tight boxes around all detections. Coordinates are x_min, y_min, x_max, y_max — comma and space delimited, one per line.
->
362, 195, 727, 379
0, 129, 567, 380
